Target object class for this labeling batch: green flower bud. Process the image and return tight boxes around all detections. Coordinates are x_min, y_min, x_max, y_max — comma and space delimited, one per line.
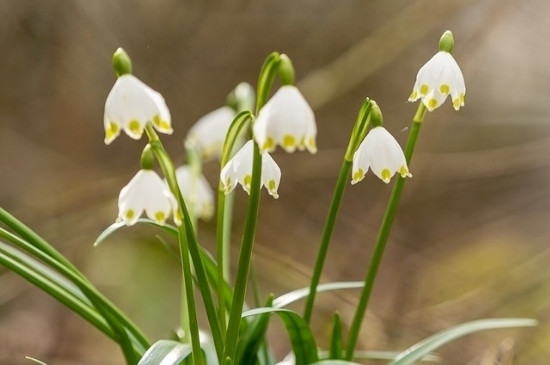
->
113, 47, 133, 77
438, 30, 454, 53
369, 100, 384, 127
140, 144, 155, 170
278, 54, 295, 85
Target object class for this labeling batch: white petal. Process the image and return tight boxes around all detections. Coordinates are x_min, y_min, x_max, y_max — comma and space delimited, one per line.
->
117, 170, 179, 226
175, 165, 214, 220
117, 170, 150, 225
185, 106, 236, 159
408, 51, 465, 111
219, 140, 281, 198
261, 153, 282, 199
104, 75, 172, 143
253, 85, 316, 153
352, 127, 410, 184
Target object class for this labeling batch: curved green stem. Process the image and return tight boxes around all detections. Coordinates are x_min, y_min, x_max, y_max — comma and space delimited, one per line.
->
223, 140, 263, 362
223, 52, 284, 362
303, 99, 372, 324
146, 125, 223, 364
345, 103, 427, 360
216, 111, 254, 334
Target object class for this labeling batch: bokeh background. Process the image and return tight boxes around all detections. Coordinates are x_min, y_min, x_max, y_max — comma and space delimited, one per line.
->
1, 0, 550, 364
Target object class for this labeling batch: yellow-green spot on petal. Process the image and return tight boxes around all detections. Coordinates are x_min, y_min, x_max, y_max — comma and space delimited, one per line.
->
460, 93, 465, 103
440, 84, 450, 95
155, 211, 166, 223
420, 84, 429, 96
453, 98, 460, 109
268, 180, 276, 191
243, 175, 252, 191
174, 210, 183, 223
408, 91, 418, 101
105, 121, 120, 141
125, 209, 135, 220
428, 98, 438, 110
128, 119, 142, 135
352, 169, 364, 183
153, 115, 172, 132
282, 135, 296, 150
399, 166, 411, 178
307, 137, 317, 153
262, 137, 275, 152
381, 168, 391, 183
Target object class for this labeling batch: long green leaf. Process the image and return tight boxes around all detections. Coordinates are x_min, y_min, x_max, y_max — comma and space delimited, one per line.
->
235, 296, 273, 365
137, 340, 193, 365
273, 282, 363, 309
242, 307, 318, 365
0, 242, 114, 339
389, 318, 537, 365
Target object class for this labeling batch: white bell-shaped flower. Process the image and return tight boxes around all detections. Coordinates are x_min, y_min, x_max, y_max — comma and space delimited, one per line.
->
185, 106, 236, 160
220, 140, 281, 198
352, 127, 411, 184
408, 51, 465, 111
118, 169, 180, 226
174, 165, 214, 220
104, 74, 172, 144
253, 85, 317, 154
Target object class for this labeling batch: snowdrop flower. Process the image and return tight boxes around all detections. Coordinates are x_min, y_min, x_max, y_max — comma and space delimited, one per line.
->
174, 165, 214, 220
118, 169, 180, 226
352, 127, 411, 184
220, 140, 281, 198
104, 74, 172, 144
275, 353, 294, 365
408, 31, 465, 111
253, 85, 317, 154
185, 106, 236, 160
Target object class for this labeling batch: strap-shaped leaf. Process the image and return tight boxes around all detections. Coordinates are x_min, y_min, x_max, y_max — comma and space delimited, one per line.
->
137, 340, 192, 365
242, 307, 318, 365
389, 318, 537, 365
273, 281, 363, 308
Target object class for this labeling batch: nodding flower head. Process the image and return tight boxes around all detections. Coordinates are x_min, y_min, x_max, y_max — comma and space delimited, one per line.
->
174, 165, 214, 221
253, 85, 317, 154
104, 74, 172, 144
117, 169, 180, 226
220, 140, 281, 199
352, 127, 411, 184
185, 106, 236, 160
408, 32, 465, 112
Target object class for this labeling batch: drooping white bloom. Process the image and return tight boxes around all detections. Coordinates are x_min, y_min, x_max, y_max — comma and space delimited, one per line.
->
253, 85, 317, 154
104, 74, 172, 144
220, 140, 281, 198
408, 51, 465, 111
118, 170, 180, 226
185, 106, 236, 160
174, 165, 214, 220
352, 127, 411, 184
274, 353, 294, 365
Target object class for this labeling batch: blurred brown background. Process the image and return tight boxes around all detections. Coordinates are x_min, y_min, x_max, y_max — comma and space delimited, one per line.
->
1, 0, 550, 364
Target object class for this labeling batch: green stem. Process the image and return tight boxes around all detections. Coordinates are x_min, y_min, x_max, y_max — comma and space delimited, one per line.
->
146, 125, 223, 363
345, 103, 427, 360
303, 99, 372, 324
216, 189, 228, 333
223, 140, 263, 362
